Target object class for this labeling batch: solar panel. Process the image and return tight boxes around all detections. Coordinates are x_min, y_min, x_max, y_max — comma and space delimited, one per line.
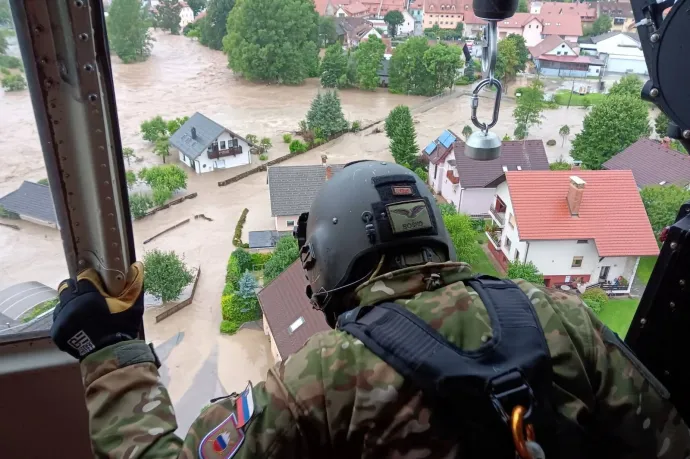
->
438, 130, 451, 145
424, 142, 436, 154
441, 133, 456, 148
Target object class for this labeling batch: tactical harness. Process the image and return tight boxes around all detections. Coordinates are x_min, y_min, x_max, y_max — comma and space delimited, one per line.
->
337, 275, 589, 458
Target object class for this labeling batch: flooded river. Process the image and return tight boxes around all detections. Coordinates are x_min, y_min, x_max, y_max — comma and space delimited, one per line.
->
0, 31, 591, 433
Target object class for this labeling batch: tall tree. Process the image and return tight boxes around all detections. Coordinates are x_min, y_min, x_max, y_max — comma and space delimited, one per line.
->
224, 0, 319, 84
384, 10, 404, 37
463, 56, 475, 81
517, 0, 529, 12
385, 105, 410, 138
442, 213, 482, 264
389, 37, 434, 96
187, 0, 207, 16
321, 43, 348, 88
318, 16, 337, 47
143, 250, 193, 303
200, 0, 234, 50
107, 0, 154, 63
640, 185, 690, 239
155, 0, 183, 35
263, 236, 299, 283
306, 91, 348, 138
512, 79, 544, 139
587, 14, 612, 36
655, 112, 669, 138
608, 74, 642, 98
423, 43, 462, 94
495, 37, 520, 91
388, 106, 418, 167
559, 125, 570, 147
462, 125, 473, 140
571, 95, 650, 169
355, 36, 385, 90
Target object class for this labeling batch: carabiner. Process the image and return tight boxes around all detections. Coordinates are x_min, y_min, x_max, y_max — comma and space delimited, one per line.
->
470, 78, 503, 133
511, 405, 536, 459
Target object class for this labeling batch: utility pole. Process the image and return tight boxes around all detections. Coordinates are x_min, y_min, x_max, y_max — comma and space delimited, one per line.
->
566, 77, 576, 109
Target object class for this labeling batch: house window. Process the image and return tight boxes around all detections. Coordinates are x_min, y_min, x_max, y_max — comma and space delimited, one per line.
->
504, 237, 512, 252
219, 140, 226, 149
577, 239, 588, 244
434, 165, 438, 179
286, 220, 295, 227
557, 51, 561, 55
572, 256, 583, 268
507, 213, 514, 228
232, 138, 239, 147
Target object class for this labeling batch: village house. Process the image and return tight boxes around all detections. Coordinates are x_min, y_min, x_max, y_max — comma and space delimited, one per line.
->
179, 1, 194, 29
586, 31, 648, 75
247, 230, 293, 251
425, 130, 549, 216
0, 181, 58, 229
335, 17, 382, 49
530, 35, 604, 77
463, 10, 582, 46
533, 1, 597, 25
603, 138, 690, 189
485, 170, 658, 292
267, 158, 343, 232
423, 0, 467, 30
258, 260, 330, 362
316, 0, 406, 18
598, 1, 635, 32
169, 112, 253, 174
335, 2, 370, 18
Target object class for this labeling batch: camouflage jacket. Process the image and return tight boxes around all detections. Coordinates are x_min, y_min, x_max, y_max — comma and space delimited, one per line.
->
81, 262, 690, 458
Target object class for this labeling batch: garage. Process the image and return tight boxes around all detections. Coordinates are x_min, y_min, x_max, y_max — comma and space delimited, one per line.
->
606, 57, 648, 75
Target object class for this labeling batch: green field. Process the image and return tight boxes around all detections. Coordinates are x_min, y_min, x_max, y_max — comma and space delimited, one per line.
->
596, 298, 639, 337
553, 90, 606, 107
636, 256, 658, 285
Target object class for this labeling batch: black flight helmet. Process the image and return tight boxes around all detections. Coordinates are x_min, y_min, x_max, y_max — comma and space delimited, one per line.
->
294, 160, 456, 327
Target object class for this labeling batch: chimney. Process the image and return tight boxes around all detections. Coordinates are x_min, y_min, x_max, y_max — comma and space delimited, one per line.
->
567, 176, 586, 216
191, 127, 197, 140
321, 154, 328, 166
325, 165, 333, 180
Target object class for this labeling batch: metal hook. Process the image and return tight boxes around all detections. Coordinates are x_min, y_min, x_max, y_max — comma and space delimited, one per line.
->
470, 78, 503, 132
481, 21, 498, 81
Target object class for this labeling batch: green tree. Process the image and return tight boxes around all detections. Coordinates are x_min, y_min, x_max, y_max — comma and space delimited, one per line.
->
571, 95, 650, 169
355, 36, 386, 90
138, 164, 188, 193
463, 57, 475, 81
507, 260, 544, 284
238, 270, 259, 298
423, 43, 463, 94
389, 37, 434, 96
224, 0, 318, 84
443, 213, 481, 264
122, 147, 136, 166
129, 193, 153, 218
154, 136, 171, 163
200, 0, 234, 50
125, 170, 137, 189
589, 14, 612, 36
107, 0, 154, 63
0, 0, 11, 27
155, 0, 183, 35
141, 116, 168, 142
559, 125, 570, 147
462, 125, 473, 140
655, 112, 669, 138
512, 79, 544, 139
306, 91, 348, 138
385, 105, 410, 138
187, 0, 207, 15
495, 37, 520, 90
318, 16, 337, 47
640, 185, 690, 239
259, 137, 272, 153
454, 22, 464, 37
384, 10, 404, 37
1, 74, 26, 91
321, 43, 348, 88
263, 236, 299, 283
513, 124, 527, 140
608, 74, 643, 98
439, 203, 458, 216
517, 0, 529, 12
166, 116, 190, 135
0, 29, 8, 55
504, 34, 529, 72
388, 106, 418, 167
143, 249, 193, 303
245, 134, 258, 145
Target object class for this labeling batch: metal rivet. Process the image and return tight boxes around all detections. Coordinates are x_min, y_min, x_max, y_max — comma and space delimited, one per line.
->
670, 242, 678, 249
33, 25, 43, 33
115, 257, 120, 262
650, 88, 659, 97
680, 279, 686, 286
83, 63, 94, 72
105, 196, 112, 201
78, 259, 86, 266
683, 130, 690, 139
332, 217, 338, 224
110, 227, 116, 232
39, 57, 47, 65
101, 163, 107, 168
112, 242, 118, 248
640, 318, 647, 325
88, 93, 98, 102
650, 33, 660, 43
74, 0, 84, 7
116, 275, 123, 281
75, 222, 80, 227
104, 181, 110, 185
78, 33, 89, 41
670, 301, 676, 310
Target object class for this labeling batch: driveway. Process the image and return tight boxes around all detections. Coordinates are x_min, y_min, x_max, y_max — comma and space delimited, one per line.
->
0, 281, 57, 320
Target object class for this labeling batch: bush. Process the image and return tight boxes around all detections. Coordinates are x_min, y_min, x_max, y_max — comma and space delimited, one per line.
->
264, 236, 299, 283
0, 55, 23, 69
259, 154, 268, 161
438, 203, 457, 216
289, 140, 308, 154
129, 193, 153, 219
220, 319, 240, 335
582, 287, 609, 305
454, 76, 474, 86
21, 297, 58, 323
1, 74, 27, 91
351, 120, 361, 132
222, 282, 235, 297
231, 248, 253, 274
507, 261, 544, 285
1, 68, 9, 75
0, 205, 19, 219
220, 293, 261, 335
543, 101, 559, 109
414, 167, 428, 182
546, 139, 557, 146
251, 252, 273, 268
37, 178, 49, 185
143, 249, 193, 303
584, 298, 604, 314
233, 208, 249, 247
549, 160, 571, 171
282, 133, 293, 143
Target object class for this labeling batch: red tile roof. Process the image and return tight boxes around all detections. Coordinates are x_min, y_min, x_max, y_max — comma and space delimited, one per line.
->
462, 10, 487, 24
257, 260, 330, 359
499, 13, 540, 28
539, 13, 583, 36
344, 1, 369, 15
539, 2, 597, 21
506, 170, 659, 256
603, 138, 690, 188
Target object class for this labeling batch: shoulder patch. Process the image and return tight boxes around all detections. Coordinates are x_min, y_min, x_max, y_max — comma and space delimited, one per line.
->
235, 382, 256, 428
199, 413, 245, 459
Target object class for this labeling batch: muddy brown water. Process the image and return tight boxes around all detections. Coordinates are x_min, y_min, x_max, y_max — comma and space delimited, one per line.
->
0, 31, 591, 432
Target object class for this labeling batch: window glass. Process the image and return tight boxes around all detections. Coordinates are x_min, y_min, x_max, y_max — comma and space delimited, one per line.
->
572, 257, 584, 268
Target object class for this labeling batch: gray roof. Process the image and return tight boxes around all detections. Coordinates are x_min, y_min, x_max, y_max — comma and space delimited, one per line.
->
591, 31, 640, 44
0, 181, 57, 224
268, 164, 344, 216
603, 138, 690, 188
248, 230, 293, 249
169, 112, 252, 160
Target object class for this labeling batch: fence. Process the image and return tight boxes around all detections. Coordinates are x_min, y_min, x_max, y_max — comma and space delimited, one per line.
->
154, 267, 201, 323
135, 192, 198, 220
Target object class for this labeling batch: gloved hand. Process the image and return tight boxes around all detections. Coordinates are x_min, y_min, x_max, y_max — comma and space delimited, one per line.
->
51, 262, 144, 360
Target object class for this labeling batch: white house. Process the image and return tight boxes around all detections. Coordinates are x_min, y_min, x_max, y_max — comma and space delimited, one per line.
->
485, 170, 659, 292
590, 31, 648, 75
425, 130, 549, 216
169, 112, 253, 174
529, 35, 604, 77
179, 1, 194, 29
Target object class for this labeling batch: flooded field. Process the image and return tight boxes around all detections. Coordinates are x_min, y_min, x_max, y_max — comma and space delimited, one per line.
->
0, 31, 592, 432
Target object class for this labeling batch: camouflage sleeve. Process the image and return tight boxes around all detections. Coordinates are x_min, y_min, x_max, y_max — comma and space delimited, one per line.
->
581, 305, 690, 457
80, 340, 183, 458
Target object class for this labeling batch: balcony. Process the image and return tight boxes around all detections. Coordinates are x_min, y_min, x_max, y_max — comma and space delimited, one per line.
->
208, 146, 242, 160
489, 203, 506, 227
485, 229, 502, 249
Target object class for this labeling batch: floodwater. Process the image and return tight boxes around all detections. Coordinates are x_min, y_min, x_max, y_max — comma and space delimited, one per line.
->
0, 31, 592, 432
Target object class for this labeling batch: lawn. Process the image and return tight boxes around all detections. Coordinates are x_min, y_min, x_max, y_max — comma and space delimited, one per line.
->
472, 233, 503, 277
596, 298, 640, 337
636, 256, 658, 285
553, 90, 606, 107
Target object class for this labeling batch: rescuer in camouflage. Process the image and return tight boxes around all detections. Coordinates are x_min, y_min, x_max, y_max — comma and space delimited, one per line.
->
53, 161, 690, 458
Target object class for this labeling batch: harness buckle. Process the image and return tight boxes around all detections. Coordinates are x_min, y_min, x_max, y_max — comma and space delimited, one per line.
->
488, 370, 536, 425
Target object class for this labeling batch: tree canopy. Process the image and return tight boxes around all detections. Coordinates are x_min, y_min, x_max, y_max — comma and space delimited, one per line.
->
640, 185, 690, 240
355, 36, 386, 90
384, 10, 404, 37
608, 74, 642, 98
517, 0, 529, 12
143, 249, 193, 303
0, 29, 8, 55
200, 0, 235, 50
155, 0, 183, 35
443, 213, 482, 264
513, 79, 544, 139
187, 0, 207, 16
138, 164, 187, 205
386, 105, 418, 167
318, 16, 337, 47
571, 95, 650, 169
507, 260, 544, 285
584, 14, 612, 36
224, 0, 319, 84
107, 0, 154, 63
306, 91, 349, 138
423, 43, 463, 94
389, 37, 433, 95
655, 112, 669, 138
496, 34, 528, 90
320, 44, 349, 88
263, 236, 299, 283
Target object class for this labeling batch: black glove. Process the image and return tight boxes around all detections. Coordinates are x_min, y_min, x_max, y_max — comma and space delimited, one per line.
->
51, 262, 144, 360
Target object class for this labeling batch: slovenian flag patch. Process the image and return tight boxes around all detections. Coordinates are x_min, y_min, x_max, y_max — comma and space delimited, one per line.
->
235, 382, 255, 428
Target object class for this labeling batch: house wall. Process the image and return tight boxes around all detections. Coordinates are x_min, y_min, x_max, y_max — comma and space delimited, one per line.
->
459, 187, 496, 216
179, 6, 194, 28
538, 66, 589, 78
263, 314, 282, 363
587, 64, 602, 77
275, 215, 299, 232
544, 42, 577, 56
440, 170, 461, 209
522, 19, 543, 46
193, 131, 251, 174
423, 12, 462, 29
398, 11, 415, 35
464, 23, 485, 39
497, 25, 523, 40
429, 162, 445, 193
561, 34, 579, 42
